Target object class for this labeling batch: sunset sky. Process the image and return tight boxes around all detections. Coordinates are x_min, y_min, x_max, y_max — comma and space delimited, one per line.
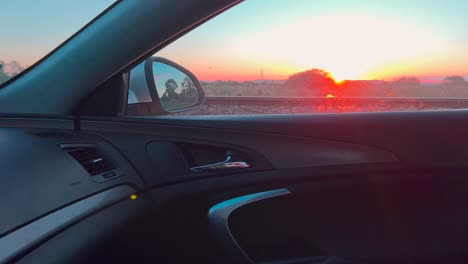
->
2, 0, 467, 82
159, 0, 468, 82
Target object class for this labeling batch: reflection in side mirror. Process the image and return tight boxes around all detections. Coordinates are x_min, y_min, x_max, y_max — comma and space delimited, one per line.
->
144, 57, 205, 113
127, 57, 205, 115
153, 61, 200, 111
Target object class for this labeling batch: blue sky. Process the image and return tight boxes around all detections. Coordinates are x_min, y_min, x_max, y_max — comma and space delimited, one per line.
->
0, 0, 114, 66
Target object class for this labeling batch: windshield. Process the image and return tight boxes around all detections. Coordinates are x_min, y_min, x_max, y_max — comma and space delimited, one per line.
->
0, 0, 115, 86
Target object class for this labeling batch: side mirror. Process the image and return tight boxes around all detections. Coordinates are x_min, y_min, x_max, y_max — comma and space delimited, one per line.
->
128, 57, 205, 114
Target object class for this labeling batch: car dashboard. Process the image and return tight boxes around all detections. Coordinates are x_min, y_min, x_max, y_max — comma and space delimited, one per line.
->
0, 127, 144, 263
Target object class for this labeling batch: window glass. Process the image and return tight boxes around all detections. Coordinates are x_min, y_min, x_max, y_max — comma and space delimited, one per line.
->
0, 0, 115, 86
129, 0, 468, 115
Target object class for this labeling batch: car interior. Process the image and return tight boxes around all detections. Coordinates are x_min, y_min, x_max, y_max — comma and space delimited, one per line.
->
1, 0, 468, 263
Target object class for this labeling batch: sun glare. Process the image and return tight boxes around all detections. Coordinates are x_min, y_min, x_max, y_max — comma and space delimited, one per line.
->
233, 13, 448, 80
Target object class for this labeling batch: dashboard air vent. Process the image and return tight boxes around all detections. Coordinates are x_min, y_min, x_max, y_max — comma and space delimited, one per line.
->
63, 146, 115, 175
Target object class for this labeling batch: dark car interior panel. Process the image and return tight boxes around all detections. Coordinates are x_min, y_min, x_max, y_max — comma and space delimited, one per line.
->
2, 111, 468, 263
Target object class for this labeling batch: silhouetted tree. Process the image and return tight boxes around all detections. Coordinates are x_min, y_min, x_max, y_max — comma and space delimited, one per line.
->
394, 77, 421, 85
443, 76, 466, 85
284, 69, 336, 96
5, 61, 24, 77
387, 77, 428, 97
440, 76, 468, 97
0, 63, 9, 84
0, 60, 25, 84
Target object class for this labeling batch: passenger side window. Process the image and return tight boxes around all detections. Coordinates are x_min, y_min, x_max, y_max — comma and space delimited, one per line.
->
128, 0, 468, 116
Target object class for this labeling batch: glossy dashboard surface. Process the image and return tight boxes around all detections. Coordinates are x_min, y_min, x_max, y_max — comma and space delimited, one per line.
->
0, 128, 143, 237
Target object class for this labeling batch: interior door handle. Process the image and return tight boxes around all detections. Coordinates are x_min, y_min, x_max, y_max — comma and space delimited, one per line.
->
190, 155, 251, 173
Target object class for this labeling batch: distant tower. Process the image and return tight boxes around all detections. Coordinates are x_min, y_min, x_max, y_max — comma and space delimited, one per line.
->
261, 68, 264, 81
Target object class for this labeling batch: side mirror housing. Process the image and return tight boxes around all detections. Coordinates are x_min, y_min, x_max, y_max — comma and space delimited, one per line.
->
127, 57, 205, 115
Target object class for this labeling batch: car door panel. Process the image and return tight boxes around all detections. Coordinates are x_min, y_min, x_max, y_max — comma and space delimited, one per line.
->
80, 117, 398, 185
74, 112, 468, 263
3, 111, 468, 263
93, 111, 468, 168
225, 175, 468, 262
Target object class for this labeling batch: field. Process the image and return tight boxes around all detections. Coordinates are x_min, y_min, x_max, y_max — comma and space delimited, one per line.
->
201, 77, 468, 98
168, 79, 468, 116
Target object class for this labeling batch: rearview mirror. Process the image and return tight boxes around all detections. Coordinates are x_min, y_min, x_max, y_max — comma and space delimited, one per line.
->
128, 56, 205, 115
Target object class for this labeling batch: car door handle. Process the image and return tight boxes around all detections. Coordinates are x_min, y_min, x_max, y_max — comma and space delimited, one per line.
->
190, 155, 251, 173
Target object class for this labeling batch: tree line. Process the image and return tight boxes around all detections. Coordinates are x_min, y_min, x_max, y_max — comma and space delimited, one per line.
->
203, 69, 468, 98
2, 60, 467, 98
0, 60, 25, 84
